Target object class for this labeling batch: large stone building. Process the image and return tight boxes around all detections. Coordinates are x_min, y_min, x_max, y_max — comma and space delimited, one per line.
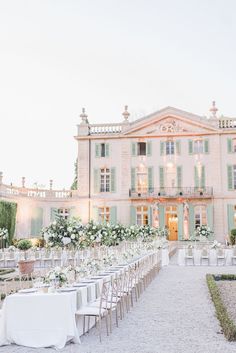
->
76, 103, 236, 242
0, 102, 236, 241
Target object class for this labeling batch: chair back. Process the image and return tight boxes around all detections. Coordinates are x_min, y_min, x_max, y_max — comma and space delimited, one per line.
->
202, 248, 208, 256
99, 279, 111, 314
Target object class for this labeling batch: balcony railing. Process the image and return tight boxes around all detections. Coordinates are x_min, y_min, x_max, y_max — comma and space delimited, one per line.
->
89, 123, 122, 135
218, 118, 236, 129
0, 184, 80, 200
129, 187, 213, 198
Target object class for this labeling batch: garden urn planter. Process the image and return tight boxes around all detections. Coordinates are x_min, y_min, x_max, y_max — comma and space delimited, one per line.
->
18, 259, 35, 275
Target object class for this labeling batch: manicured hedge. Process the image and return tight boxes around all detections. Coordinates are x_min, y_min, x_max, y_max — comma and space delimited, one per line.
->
0, 200, 17, 245
206, 274, 236, 341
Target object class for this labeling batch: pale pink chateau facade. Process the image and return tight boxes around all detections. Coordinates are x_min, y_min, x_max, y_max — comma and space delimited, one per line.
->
0, 103, 236, 242
76, 103, 236, 242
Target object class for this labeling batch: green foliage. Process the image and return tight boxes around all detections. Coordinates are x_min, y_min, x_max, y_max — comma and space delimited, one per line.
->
0, 200, 17, 246
230, 229, 236, 245
206, 274, 236, 341
71, 158, 78, 190
17, 239, 32, 251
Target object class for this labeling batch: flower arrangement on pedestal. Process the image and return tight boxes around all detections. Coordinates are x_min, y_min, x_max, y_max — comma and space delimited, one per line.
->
42, 217, 83, 248
195, 225, 213, 239
44, 266, 68, 287
138, 225, 158, 242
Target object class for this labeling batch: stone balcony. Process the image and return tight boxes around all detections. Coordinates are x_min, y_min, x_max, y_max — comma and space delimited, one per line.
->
129, 187, 213, 199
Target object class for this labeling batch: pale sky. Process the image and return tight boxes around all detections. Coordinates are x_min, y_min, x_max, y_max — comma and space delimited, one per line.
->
1, 0, 236, 189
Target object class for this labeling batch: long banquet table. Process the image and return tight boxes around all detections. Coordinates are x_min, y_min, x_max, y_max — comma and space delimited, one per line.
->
0, 249, 164, 349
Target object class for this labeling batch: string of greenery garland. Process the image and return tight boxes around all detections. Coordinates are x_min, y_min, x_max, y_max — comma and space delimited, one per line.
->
0, 200, 17, 246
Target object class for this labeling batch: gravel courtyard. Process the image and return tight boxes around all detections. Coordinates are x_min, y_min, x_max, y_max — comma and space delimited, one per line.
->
2, 261, 236, 353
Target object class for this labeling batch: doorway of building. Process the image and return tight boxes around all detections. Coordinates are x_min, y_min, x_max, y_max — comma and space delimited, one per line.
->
165, 206, 178, 241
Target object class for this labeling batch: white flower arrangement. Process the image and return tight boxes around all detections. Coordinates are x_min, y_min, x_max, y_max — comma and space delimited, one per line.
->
195, 225, 213, 238
0, 227, 8, 239
44, 266, 68, 286
42, 216, 84, 248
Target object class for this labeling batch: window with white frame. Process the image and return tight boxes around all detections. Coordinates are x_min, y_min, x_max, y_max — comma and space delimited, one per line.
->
100, 143, 106, 157
194, 205, 207, 229
193, 140, 204, 154
137, 164, 147, 192
166, 141, 175, 155
58, 208, 70, 220
100, 168, 110, 192
137, 142, 146, 156
98, 207, 110, 223
234, 165, 236, 190
136, 206, 148, 226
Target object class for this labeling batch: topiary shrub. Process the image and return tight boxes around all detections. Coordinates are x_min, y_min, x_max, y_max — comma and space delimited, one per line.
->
230, 229, 236, 245
17, 239, 32, 260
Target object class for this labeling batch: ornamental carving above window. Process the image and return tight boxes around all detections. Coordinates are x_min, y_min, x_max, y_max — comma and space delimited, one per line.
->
159, 120, 183, 133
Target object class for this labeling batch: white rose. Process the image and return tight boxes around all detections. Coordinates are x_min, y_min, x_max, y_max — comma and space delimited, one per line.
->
68, 227, 72, 232
71, 234, 75, 240
62, 237, 71, 245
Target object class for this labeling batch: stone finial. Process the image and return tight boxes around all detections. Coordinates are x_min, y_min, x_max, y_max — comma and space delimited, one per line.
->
122, 105, 130, 121
80, 107, 88, 124
22, 177, 25, 188
49, 179, 53, 190
0, 172, 3, 185
209, 101, 218, 118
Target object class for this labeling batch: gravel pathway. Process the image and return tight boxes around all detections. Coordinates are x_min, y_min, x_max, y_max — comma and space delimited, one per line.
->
1, 262, 236, 353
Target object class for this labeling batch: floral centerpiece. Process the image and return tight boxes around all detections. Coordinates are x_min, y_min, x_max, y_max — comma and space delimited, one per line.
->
157, 227, 169, 238
0, 227, 8, 248
41, 216, 84, 248
138, 225, 157, 242
44, 266, 68, 287
83, 221, 102, 246
195, 225, 213, 240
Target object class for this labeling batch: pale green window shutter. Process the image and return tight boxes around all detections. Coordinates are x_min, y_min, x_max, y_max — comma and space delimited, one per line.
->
93, 207, 99, 222
131, 142, 137, 156
148, 206, 153, 226
227, 165, 233, 190
160, 142, 165, 156
69, 206, 77, 218
177, 204, 183, 240
189, 204, 195, 237
176, 140, 181, 155
105, 143, 109, 157
110, 167, 116, 192
147, 141, 152, 156
95, 143, 100, 158
50, 208, 58, 222
188, 140, 193, 154
148, 167, 154, 192
201, 166, 205, 189
177, 166, 182, 189
227, 204, 235, 233
110, 206, 117, 224
194, 166, 199, 189
158, 205, 165, 228
94, 168, 100, 193
31, 207, 43, 237
130, 206, 136, 225
204, 139, 209, 154
131, 167, 136, 191
159, 166, 164, 188
227, 138, 233, 153
207, 204, 213, 232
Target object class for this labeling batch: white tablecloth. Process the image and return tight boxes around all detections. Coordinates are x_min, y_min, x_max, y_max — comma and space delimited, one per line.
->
178, 248, 233, 266
0, 291, 79, 349
161, 249, 169, 266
